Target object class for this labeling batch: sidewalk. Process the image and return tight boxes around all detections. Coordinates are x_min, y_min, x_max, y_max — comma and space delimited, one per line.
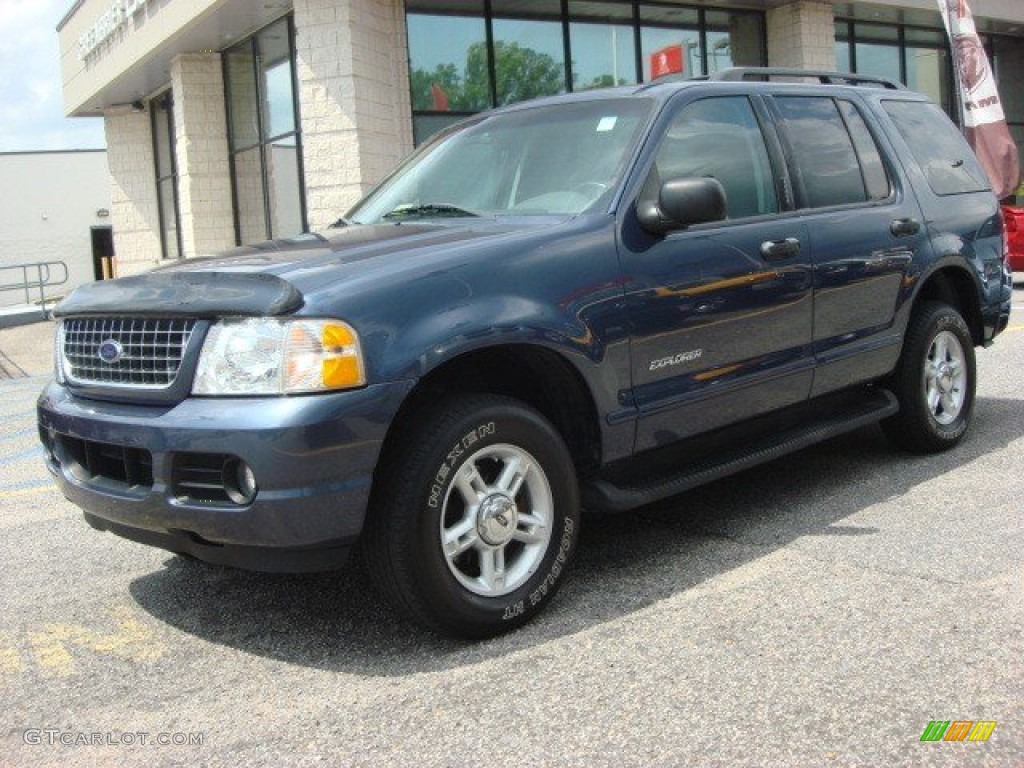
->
0, 318, 56, 379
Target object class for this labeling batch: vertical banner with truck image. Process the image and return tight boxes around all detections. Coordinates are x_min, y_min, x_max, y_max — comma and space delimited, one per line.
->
937, 0, 1020, 199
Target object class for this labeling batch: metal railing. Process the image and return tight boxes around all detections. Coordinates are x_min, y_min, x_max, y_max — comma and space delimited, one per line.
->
0, 261, 69, 317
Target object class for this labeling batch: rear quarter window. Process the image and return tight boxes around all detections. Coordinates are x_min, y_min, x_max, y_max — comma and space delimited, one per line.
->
774, 96, 883, 209
881, 100, 990, 196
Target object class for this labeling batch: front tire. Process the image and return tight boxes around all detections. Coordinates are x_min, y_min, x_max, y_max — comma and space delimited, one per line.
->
882, 301, 976, 453
364, 394, 580, 638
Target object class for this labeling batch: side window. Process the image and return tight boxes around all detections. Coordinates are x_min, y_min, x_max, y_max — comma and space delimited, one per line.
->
838, 100, 892, 202
881, 100, 990, 196
652, 97, 778, 220
774, 96, 872, 208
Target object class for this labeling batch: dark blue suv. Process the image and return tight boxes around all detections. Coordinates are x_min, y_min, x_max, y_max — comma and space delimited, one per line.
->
38, 69, 1013, 637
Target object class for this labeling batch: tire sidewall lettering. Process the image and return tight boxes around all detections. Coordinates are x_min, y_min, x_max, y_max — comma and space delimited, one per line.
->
418, 410, 579, 628
427, 421, 496, 509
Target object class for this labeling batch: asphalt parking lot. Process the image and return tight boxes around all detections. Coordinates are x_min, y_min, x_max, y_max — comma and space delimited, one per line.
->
2, 286, 1022, 767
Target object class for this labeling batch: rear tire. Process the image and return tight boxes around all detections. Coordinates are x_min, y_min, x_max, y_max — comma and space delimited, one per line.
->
364, 394, 580, 638
882, 301, 976, 453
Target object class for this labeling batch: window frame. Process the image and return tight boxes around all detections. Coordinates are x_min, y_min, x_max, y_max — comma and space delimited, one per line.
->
835, 18, 956, 121
222, 14, 307, 245
150, 90, 183, 261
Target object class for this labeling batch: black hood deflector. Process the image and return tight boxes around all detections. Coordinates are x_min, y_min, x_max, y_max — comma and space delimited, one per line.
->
53, 271, 303, 318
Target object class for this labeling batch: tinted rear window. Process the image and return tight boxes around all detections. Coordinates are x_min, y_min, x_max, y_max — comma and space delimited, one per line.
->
881, 100, 990, 195
774, 96, 872, 209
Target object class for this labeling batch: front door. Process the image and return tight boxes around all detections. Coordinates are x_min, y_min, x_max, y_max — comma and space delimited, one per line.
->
618, 94, 815, 452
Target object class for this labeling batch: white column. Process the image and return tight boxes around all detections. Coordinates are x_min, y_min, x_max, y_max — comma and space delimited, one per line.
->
293, 0, 414, 230
103, 108, 161, 277
170, 53, 235, 258
766, 1, 837, 71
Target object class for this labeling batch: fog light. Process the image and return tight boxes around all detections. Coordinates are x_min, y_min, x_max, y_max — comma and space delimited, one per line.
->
223, 458, 258, 505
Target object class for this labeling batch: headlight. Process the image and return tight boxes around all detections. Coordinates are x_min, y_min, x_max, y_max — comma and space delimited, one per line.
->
192, 318, 365, 395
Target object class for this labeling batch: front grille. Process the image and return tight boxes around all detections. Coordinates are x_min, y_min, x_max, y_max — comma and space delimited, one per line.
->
57, 435, 153, 490
62, 317, 197, 388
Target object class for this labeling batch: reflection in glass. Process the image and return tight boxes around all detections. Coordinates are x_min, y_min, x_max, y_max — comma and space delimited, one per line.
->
234, 147, 267, 244
407, 13, 489, 112
853, 23, 898, 43
492, 18, 566, 105
225, 44, 259, 150
570, 22, 637, 89
906, 46, 950, 112
641, 26, 701, 81
854, 42, 901, 83
225, 16, 306, 244
267, 138, 303, 238
705, 31, 733, 74
706, 10, 762, 68
259, 20, 295, 139
158, 179, 180, 260
836, 42, 851, 73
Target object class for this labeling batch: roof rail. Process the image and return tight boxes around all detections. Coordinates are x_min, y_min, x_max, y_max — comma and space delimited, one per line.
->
706, 67, 906, 89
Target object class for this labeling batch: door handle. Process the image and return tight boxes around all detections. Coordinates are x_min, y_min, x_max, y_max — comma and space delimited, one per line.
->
760, 237, 800, 261
890, 218, 921, 237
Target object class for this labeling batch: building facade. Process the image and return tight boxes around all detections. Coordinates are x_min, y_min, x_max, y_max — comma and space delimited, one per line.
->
57, 0, 1024, 276
0, 150, 112, 308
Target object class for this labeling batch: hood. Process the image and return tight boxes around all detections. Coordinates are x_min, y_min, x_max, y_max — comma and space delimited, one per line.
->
56, 217, 569, 317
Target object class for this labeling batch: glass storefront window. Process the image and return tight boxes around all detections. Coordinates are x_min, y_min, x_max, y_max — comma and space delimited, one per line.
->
854, 42, 901, 82
906, 46, 950, 114
640, 5, 700, 81
406, 2, 767, 144
259, 23, 296, 139
267, 138, 303, 238
407, 12, 489, 112
836, 19, 958, 121
491, 20, 566, 104
224, 15, 306, 244
233, 146, 266, 244
225, 46, 259, 150
706, 10, 762, 68
151, 92, 181, 260
569, 20, 637, 90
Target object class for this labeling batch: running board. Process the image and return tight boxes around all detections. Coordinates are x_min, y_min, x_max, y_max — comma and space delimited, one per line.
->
582, 388, 898, 513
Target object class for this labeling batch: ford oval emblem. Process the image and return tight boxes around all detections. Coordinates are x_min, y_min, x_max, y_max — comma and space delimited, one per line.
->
97, 339, 123, 364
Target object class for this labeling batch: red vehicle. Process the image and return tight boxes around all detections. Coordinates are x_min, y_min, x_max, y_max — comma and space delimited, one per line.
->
1004, 204, 1024, 272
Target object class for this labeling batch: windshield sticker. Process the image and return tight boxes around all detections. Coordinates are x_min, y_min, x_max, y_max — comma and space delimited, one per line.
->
596, 116, 618, 132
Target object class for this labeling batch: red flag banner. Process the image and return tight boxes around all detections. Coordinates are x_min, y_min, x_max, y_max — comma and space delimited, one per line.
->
938, 0, 1020, 199
649, 44, 684, 80
430, 83, 449, 112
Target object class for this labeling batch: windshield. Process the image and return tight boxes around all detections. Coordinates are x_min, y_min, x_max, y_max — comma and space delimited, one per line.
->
348, 97, 654, 224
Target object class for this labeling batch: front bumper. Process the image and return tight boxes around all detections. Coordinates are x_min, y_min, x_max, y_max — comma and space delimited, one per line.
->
37, 380, 414, 571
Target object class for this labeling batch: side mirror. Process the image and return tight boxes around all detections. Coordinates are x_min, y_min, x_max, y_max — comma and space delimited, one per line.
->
637, 177, 727, 235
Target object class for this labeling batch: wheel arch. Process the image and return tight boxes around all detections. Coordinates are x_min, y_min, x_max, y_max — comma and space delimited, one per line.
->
376, 344, 604, 486
911, 264, 984, 346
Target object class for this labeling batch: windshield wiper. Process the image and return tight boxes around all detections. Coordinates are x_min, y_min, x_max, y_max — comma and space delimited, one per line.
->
382, 203, 480, 220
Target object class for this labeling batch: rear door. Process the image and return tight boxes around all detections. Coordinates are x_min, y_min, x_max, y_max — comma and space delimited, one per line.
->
767, 94, 927, 396
617, 93, 814, 451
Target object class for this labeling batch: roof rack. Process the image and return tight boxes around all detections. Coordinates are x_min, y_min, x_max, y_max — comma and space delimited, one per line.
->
705, 67, 906, 89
